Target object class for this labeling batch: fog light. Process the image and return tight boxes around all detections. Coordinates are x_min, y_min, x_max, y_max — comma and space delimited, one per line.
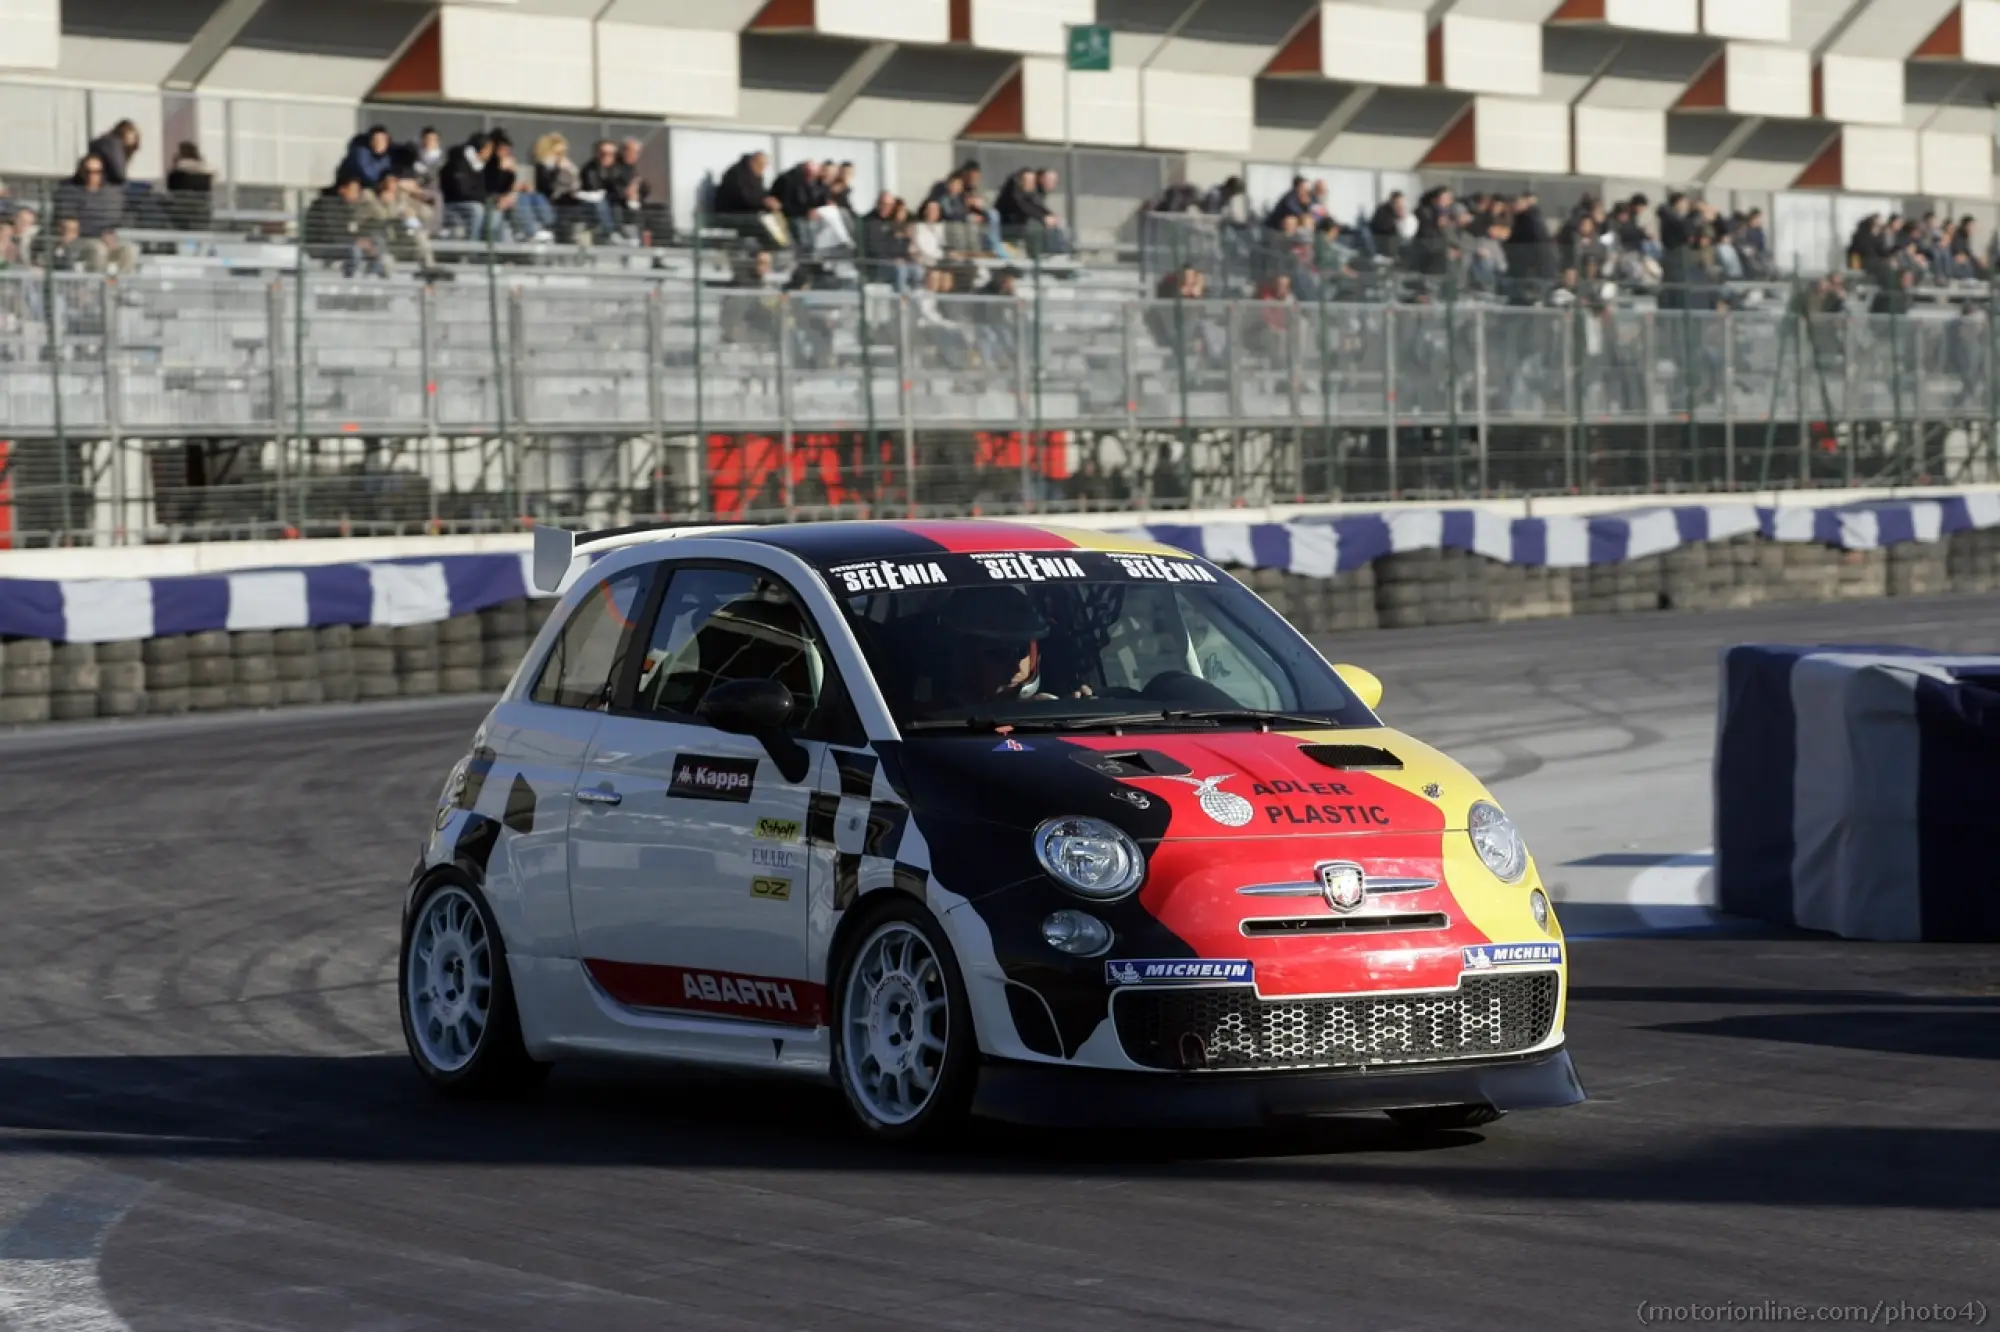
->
1042, 910, 1112, 957
1530, 889, 1551, 934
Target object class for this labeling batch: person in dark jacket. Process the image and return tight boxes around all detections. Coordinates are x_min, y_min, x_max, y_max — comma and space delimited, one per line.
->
87, 120, 141, 186
341, 126, 395, 189
54, 156, 124, 241
439, 133, 494, 238
712, 151, 775, 219
304, 173, 385, 277
771, 159, 828, 220
166, 141, 213, 230
1266, 176, 1313, 231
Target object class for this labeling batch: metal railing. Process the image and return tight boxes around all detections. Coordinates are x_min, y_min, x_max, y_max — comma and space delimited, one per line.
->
3, 237, 1998, 547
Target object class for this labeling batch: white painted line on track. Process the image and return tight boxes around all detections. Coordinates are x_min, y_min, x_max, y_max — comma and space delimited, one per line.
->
0, 1174, 149, 1332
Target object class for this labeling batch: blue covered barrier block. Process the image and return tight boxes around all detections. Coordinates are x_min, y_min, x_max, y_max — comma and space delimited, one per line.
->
1716, 645, 2000, 942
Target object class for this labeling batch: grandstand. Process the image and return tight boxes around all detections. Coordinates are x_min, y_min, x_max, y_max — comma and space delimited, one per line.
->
5, 0, 2000, 547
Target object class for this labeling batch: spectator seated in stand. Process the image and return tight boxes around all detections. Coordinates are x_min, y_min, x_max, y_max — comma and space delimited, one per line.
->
712, 149, 783, 246
53, 155, 138, 273
439, 132, 496, 240
342, 126, 397, 190
304, 172, 387, 277
615, 138, 661, 244
928, 161, 1002, 256
532, 133, 586, 242
995, 167, 1067, 255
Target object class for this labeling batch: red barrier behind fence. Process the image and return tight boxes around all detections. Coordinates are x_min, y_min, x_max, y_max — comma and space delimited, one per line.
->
704, 429, 1071, 517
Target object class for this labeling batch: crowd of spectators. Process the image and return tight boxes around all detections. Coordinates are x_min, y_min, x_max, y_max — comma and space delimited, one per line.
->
0, 120, 217, 275
704, 153, 1072, 293
1844, 211, 1990, 312
302, 124, 664, 275
1148, 176, 1811, 309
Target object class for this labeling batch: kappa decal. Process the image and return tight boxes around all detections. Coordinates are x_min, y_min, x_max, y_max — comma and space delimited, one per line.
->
1105, 552, 1219, 584
969, 552, 1086, 582
1462, 942, 1563, 970
668, 754, 757, 803
1106, 959, 1254, 986
750, 876, 792, 901
754, 817, 802, 842
826, 558, 948, 594
993, 737, 1034, 752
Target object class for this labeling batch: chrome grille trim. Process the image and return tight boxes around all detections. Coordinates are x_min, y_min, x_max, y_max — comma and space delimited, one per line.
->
1237, 876, 1438, 896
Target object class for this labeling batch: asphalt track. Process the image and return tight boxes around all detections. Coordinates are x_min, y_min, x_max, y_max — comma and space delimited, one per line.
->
2, 598, 1997, 1332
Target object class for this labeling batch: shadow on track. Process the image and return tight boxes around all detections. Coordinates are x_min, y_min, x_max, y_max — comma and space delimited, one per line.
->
2, 1054, 1997, 1210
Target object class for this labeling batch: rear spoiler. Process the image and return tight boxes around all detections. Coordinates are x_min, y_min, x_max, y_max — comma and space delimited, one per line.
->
529, 521, 757, 594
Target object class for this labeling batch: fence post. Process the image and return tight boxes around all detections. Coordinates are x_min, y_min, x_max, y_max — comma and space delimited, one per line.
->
1319, 285, 1334, 498
777, 293, 795, 522
1016, 296, 1033, 511
1384, 304, 1398, 500
898, 293, 917, 518
97, 276, 125, 543
1122, 299, 1139, 507
507, 284, 528, 521
419, 282, 438, 528
1797, 310, 1811, 487
1473, 305, 1489, 497
1722, 309, 1735, 491
42, 264, 74, 541
647, 281, 666, 519
1564, 302, 1580, 493
1642, 309, 1657, 491
483, 210, 509, 528
692, 224, 707, 519
294, 197, 309, 529
857, 263, 877, 514
265, 279, 289, 528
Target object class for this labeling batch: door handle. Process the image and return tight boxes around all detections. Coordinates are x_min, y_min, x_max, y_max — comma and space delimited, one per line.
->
575, 788, 622, 806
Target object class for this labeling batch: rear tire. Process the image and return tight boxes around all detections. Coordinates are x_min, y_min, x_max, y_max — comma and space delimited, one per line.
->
830, 898, 978, 1143
1387, 1104, 1503, 1133
400, 876, 550, 1098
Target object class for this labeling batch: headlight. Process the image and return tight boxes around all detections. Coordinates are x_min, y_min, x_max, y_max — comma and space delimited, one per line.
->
1467, 800, 1527, 882
1034, 816, 1146, 900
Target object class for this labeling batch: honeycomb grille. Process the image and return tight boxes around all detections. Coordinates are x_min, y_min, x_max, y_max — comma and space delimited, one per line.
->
1112, 973, 1560, 1072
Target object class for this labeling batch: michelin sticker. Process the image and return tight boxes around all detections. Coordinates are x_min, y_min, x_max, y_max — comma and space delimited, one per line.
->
1105, 959, 1254, 986
1462, 942, 1563, 970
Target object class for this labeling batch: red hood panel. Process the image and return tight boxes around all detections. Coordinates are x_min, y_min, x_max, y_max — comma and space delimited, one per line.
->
1063, 731, 1443, 840
1138, 835, 1480, 995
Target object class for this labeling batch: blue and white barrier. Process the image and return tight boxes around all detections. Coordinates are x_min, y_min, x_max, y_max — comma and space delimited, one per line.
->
4, 492, 2000, 644
1716, 645, 2000, 943
0, 553, 540, 645
1124, 493, 2000, 577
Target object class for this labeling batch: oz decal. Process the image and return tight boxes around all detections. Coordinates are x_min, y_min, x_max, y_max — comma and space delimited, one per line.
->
669, 754, 757, 803
750, 876, 792, 901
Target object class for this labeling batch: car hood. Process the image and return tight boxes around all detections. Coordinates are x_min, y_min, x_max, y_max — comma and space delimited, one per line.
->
880, 725, 1491, 843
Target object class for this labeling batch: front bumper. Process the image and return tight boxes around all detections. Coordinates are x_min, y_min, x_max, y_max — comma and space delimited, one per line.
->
971, 1044, 1584, 1128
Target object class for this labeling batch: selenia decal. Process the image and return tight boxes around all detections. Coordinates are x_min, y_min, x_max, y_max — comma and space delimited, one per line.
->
826, 559, 947, 593
969, 552, 1086, 582
1105, 552, 1218, 583
668, 754, 757, 803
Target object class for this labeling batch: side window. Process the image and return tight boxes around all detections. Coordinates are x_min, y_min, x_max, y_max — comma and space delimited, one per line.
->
529, 567, 651, 711
1175, 590, 1290, 710
632, 567, 839, 737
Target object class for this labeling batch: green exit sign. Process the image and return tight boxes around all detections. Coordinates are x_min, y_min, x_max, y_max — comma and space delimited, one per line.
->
1067, 24, 1111, 71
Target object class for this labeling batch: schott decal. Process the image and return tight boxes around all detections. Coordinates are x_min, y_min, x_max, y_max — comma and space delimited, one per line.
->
1106, 553, 1219, 584
827, 559, 947, 593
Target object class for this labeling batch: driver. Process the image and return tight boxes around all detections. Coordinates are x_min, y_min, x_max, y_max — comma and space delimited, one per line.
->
938, 584, 1053, 702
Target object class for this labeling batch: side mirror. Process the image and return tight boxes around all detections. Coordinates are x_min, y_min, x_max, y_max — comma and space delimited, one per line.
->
696, 678, 812, 784
1333, 662, 1384, 712
697, 677, 795, 734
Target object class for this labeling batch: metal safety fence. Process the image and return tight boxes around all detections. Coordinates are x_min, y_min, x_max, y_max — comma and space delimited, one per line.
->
3, 265, 1999, 546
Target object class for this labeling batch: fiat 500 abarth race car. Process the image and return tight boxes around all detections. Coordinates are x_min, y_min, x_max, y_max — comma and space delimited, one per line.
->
402, 518, 1583, 1140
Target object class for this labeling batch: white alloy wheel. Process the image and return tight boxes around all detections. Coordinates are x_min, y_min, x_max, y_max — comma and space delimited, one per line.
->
406, 885, 493, 1073
840, 921, 952, 1126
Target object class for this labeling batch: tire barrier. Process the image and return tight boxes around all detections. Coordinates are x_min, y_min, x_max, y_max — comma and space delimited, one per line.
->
0, 599, 555, 725
1716, 645, 2000, 943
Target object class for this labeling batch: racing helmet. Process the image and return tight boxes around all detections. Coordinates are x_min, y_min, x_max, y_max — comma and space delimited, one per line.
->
937, 584, 1050, 700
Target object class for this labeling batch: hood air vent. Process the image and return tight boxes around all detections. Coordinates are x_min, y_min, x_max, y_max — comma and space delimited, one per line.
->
1071, 749, 1193, 779
1299, 743, 1403, 771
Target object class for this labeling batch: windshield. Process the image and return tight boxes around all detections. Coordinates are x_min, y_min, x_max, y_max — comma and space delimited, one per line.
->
817, 548, 1372, 732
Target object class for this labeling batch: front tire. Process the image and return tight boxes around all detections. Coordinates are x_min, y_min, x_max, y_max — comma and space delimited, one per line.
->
831, 900, 978, 1142
400, 876, 549, 1097
1387, 1104, 1504, 1133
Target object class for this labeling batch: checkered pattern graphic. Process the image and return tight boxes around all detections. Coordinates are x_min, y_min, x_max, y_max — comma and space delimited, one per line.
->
811, 747, 931, 912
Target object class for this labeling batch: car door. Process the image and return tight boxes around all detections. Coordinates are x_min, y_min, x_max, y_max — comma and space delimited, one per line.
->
567, 561, 856, 1031
480, 561, 656, 957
